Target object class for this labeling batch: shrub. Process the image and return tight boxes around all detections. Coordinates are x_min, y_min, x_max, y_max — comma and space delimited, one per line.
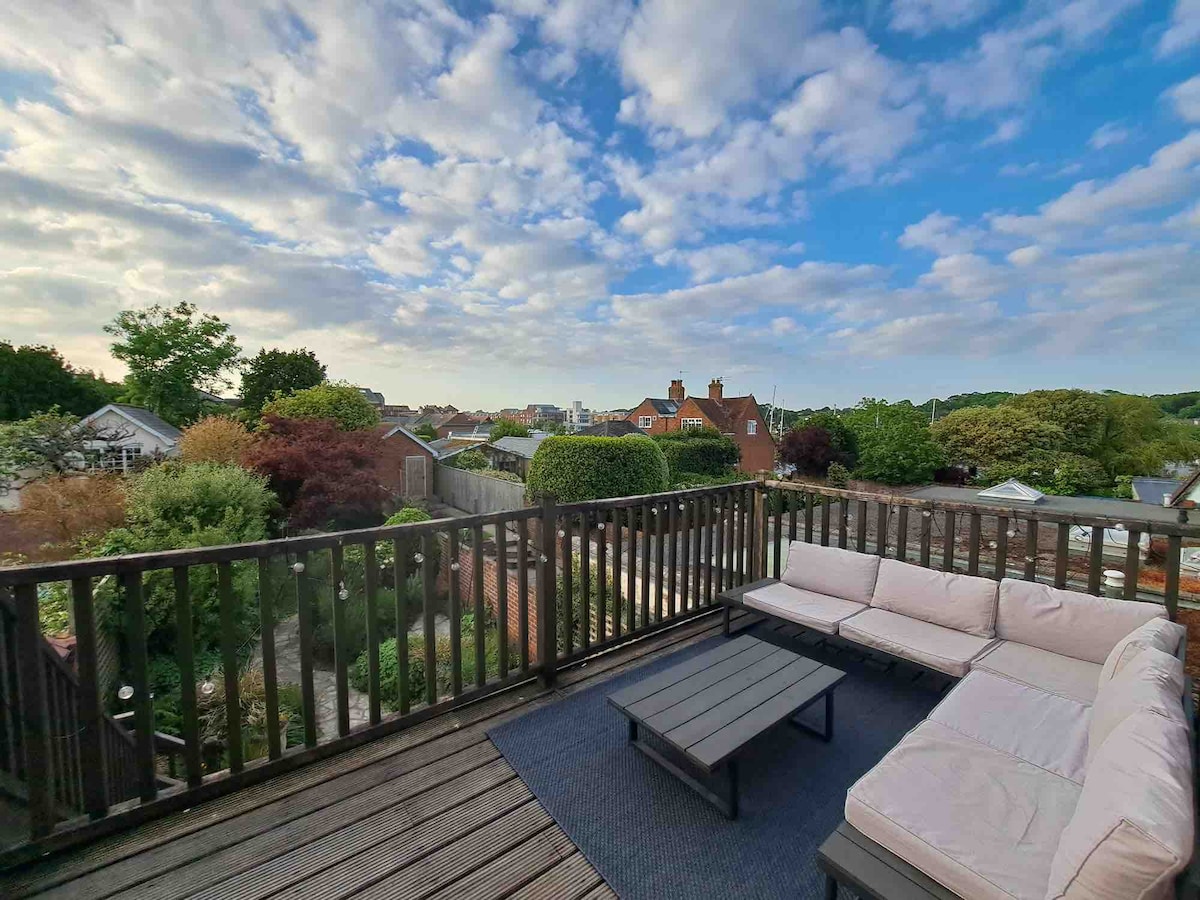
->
126, 461, 275, 532
526, 435, 668, 503
451, 450, 488, 470
197, 663, 306, 763
15, 474, 126, 559
480, 469, 522, 483
779, 426, 839, 476
490, 417, 530, 439
387, 507, 432, 525
670, 471, 745, 489
261, 382, 380, 431
179, 416, 255, 465
826, 462, 850, 488
243, 415, 389, 529
803, 412, 859, 468
652, 427, 740, 479
980, 451, 1107, 496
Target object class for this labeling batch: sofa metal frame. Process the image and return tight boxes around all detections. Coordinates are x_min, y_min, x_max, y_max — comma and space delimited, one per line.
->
716, 575, 1199, 900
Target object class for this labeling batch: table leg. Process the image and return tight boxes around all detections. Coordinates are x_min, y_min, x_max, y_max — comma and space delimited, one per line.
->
722, 605, 730, 636
727, 758, 739, 820
790, 689, 835, 743
628, 718, 638, 743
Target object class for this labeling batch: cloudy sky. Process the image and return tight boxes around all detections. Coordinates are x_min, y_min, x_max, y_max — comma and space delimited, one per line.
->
1, 1, 1197, 411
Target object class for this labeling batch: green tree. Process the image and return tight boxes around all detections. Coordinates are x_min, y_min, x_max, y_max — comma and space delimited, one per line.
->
532, 418, 565, 435
652, 427, 740, 479
0, 343, 120, 421
239, 348, 326, 419
844, 399, 943, 485
260, 382, 380, 431
526, 435, 668, 503
450, 449, 488, 470
1004, 390, 1107, 457
931, 406, 1064, 468
0, 408, 133, 483
981, 451, 1107, 496
490, 417, 530, 439
414, 423, 438, 441
106, 302, 242, 426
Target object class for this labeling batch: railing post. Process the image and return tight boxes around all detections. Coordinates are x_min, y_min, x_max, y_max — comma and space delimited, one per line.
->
13, 582, 54, 838
753, 479, 767, 580
537, 494, 559, 688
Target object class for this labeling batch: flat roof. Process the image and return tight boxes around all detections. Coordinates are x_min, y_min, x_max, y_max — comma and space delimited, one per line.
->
906, 484, 1187, 525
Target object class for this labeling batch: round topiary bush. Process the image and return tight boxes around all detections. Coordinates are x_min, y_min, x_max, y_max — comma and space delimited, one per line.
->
386, 507, 432, 525
525, 435, 669, 503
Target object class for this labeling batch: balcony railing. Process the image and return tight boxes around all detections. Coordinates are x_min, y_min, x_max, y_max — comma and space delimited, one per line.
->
0, 478, 1195, 863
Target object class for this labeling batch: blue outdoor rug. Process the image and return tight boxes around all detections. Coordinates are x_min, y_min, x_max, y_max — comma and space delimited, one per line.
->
488, 629, 944, 900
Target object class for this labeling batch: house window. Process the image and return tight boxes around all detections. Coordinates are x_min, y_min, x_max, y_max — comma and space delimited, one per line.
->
681, 418, 704, 429
638, 416, 653, 428
95, 445, 143, 472
747, 420, 757, 436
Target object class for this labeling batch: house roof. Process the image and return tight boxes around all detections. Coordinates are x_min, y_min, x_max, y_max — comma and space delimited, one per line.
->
577, 421, 645, 437
1132, 477, 1184, 506
644, 398, 680, 416
80, 404, 183, 444
489, 436, 546, 459
907, 484, 1187, 525
379, 423, 438, 456
682, 394, 758, 433
1170, 467, 1200, 507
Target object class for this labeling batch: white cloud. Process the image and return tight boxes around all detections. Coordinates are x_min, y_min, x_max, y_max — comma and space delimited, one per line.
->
1089, 121, 1130, 149
898, 212, 982, 255
981, 117, 1025, 146
890, 0, 995, 36
1166, 76, 1200, 123
1158, 0, 1200, 56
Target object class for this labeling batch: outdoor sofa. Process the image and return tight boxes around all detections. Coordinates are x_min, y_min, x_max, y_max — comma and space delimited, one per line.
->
720, 542, 1196, 900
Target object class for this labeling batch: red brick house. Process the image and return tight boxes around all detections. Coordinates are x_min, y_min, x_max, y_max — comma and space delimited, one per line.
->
378, 424, 438, 500
626, 379, 776, 473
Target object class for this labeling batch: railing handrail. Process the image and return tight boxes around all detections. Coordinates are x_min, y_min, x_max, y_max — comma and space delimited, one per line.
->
766, 480, 1199, 538
556, 480, 756, 514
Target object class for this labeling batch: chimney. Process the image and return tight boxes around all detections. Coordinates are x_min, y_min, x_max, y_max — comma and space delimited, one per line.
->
668, 379, 685, 401
708, 377, 723, 401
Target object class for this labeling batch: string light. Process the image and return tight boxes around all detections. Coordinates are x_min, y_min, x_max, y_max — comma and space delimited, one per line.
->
291, 562, 305, 574
413, 552, 425, 563
558, 529, 566, 538
450, 562, 460, 572
117, 684, 134, 701
338, 582, 350, 601
200, 681, 216, 696
597, 522, 605, 531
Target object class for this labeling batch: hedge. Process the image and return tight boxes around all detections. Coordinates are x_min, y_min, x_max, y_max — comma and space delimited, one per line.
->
525, 435, 668, 503
652, 429, 740, 479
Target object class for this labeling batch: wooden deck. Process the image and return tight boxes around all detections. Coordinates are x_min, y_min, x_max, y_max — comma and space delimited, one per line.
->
0, 609, 746, 900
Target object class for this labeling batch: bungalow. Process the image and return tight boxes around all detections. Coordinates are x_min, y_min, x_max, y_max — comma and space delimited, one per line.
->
77, 404, 182, 472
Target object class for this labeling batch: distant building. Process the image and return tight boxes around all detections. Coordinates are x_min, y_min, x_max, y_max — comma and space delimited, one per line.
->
563, 400, 592, 433
513, 404, 563, 426
592, 409, 631, 423
626, 378, 775, 473
1171, 468, 1200, 509
358, 387, 386, 407
577, 420, 645, 437
436, 413, 494, 440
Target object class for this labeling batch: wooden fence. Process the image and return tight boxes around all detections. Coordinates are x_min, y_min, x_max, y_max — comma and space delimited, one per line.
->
0, 478, 1194, 861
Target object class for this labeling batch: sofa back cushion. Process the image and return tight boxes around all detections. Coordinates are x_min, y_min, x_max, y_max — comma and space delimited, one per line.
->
780, 541, 880, 605
996, 579, 1164, 664
1087, 647, 1184, 766
1099, 617, 1186, 686
869, 559, 998, 638
1047, 707, 1194, 899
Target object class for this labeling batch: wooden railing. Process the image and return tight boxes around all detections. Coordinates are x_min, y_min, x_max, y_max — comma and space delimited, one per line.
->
761, 481, 1198, 618
1, 478, 1192, 861
0, 482, 756, 860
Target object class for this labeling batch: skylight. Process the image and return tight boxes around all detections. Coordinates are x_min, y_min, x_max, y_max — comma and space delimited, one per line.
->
976, 478, 1045, 503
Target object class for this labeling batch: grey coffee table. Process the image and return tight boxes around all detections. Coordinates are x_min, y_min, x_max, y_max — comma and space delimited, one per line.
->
607, 633, 845, 819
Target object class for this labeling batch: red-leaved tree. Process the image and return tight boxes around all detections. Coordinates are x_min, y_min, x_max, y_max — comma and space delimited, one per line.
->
778, 425, 840, 477
243, 415, 389, 529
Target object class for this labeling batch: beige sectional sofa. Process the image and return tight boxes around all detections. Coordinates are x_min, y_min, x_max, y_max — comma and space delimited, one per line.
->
736, 542, 1195, 900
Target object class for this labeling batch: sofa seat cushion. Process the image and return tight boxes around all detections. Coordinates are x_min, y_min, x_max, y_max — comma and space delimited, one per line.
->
928, 670, 1090, 783
1048, 708, 1194, 899
997, 579, 1164, 664
742, 582, 866, 635
846, 720, 1081, 900
971, 641, 1102, 705
1099, 616, 1186, 685
839, 608, 995, 677
780, 541, 880, 605
870, 558, 999, 637
1087, 647, 1184, 766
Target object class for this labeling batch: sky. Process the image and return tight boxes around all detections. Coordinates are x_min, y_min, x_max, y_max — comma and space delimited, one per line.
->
0, 0, 1198, 413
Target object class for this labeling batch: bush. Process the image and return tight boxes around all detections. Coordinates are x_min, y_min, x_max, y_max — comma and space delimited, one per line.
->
126, 461, 275, 533
197, 663, 305, 763
15, 474, 126, 559
243, 416, 389, 529
670, 471, 745, 489
261, 382, 380, 431
652, 427, 740, 479
803, 412, 859, 468
779, 426, 839, 476
980, 451, 1107, 496
451, 450, 487, 470
930, 406, 1064, 468
479, 469, 522, 483
386, 507, 432, 525
179, 416, 255, 465
826, 462, 850, 487
526, 435, 668, 503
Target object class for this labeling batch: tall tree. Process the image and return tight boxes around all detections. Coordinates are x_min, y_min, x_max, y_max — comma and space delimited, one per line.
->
490, 417, 530, 439
105, 302, 242, 426
843, 399, 943, 485
0, 343, 121, 420
239, 348, 326, 418
930, 406, 1064, 468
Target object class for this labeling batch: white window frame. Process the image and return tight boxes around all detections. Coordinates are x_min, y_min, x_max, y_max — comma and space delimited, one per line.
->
638, 415, 654, 429
681, 418, 704, 429
747, 420, 757, 435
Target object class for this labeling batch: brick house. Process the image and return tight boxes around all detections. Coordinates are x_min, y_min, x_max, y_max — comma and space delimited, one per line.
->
626, 378, 776, 473
434, 412, 493, 439
378, 424, 438, 500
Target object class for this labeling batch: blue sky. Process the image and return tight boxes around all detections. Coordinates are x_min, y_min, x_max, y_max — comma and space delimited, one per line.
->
0, 0, 1197, 411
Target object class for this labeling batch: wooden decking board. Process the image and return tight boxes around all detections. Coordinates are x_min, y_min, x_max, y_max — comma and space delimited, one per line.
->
187, 764, 521, 900
4, 683, 550, 897
348, 801, 554, 900
30, 734, 496, 900
3, 609, 745, 900
256, 779, 535, 900
506, 852, 602, 900
103, 743, 505, 900
424, 825, 574, 900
